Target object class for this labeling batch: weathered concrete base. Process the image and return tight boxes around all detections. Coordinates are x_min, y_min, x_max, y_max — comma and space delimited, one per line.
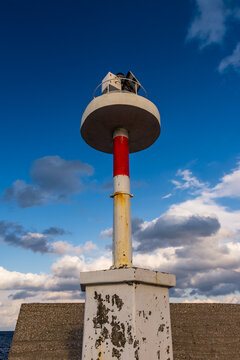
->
80, 267, 176, 360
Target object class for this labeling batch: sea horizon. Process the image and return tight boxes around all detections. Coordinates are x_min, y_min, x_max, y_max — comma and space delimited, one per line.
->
0, 331, 14, 360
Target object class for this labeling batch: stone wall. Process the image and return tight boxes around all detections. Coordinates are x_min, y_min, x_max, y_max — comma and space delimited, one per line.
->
9, 303, 84, 360
171, 303, 240, 360
9, 303, 240, 360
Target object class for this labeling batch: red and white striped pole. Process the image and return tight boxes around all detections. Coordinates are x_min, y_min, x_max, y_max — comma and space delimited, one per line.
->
111, 128, 132, 268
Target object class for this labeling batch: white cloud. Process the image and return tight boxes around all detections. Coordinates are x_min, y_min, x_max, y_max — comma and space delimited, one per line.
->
52, 241, 75, 255
0, 220, 97, 257
172, 162, 240, 200
0, 222, 52, 254
218, 43, 240, 73
209, 161, 240, 197
2, 161, 240, 329
162, 193, 172, 199
0, 289, 85, 330
0, 252, 111, 295
0, 267, 47, 291
82, 241, 98, 253
0, 293, 23, 330
187, 0, 240, 78
20, 232, 50, 253
187, 0, 228, 48
100, 227, 113, 238
172, 169, 207, 191
183, 295, 240, 304
133, 162, 240, 297
3, 156, 94, 208
52, 240, 97, 256
51, 255, 87, 278
0, 251, 112, 329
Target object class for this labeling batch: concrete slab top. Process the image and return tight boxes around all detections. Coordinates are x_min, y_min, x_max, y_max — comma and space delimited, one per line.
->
80, 267, 176, 291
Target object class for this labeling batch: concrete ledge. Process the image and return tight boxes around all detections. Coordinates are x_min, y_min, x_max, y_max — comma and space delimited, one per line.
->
80, 267, 176, 291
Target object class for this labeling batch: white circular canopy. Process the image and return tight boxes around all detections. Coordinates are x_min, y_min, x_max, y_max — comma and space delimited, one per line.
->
81, 92, 161, 154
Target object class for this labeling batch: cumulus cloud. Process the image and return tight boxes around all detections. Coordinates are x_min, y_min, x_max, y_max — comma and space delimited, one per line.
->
0, 266, 47, 291
158, 163, 240, 297
101, 213, 220, 253
19, 232, 51, 253
190, 269, 240, 296
51, 241, 74, 255
43, 226, 71, 236
101, 217, 143, 236
99, 161, 240, 299
218, 42, 240, 73
81, 241, 98, 253
3, 156, 94, 208
0, 289, 84, 330
0, 220, 97, 256
100, 227, 113, 238
0, 221, 51, 254
8, 291, 36, 300
187, 0, 240, 76
2, 161, 240, 329
134, 214, 220, 253
187, 0, 228, 48
172, 162, 240, 200
3, 180, 45, 208
209, 161, 240, 198
52, 240, 98, 256
1, 181, 240, 328
31, 156, 93, 193
0, 253, 111, 294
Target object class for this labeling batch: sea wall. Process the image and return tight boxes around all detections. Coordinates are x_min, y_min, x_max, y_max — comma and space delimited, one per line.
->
9, 303, 240, 360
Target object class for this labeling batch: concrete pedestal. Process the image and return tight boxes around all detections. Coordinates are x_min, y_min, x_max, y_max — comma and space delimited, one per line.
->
80, 267, 176, 360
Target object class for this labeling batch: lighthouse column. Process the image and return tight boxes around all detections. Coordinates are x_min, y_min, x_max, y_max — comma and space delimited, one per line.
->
80, 73, 176, 360
112, 128, 132, 268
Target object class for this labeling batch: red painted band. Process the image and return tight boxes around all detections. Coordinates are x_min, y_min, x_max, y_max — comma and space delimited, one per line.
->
113, 135, 129, 177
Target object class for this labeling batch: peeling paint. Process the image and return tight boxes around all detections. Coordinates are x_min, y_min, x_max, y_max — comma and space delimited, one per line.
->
134, 348, 139, 360
133, 340, 139, 348
93, 292, 110, 329
111, 315, 126, 348
158, 324, 166, 333
112, 294, 124, 311
112, 347, 121, 359
127, 325, 133, 344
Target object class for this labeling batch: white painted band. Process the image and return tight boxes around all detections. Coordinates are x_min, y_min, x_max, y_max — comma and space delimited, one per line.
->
113, 128, 129, 139
113, 175, 130, 193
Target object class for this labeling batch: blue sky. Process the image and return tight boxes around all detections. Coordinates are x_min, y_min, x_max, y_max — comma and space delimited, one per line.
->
1, 0, 240, 329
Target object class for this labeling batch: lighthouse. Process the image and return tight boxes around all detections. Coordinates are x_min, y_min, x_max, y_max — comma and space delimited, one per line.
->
80, 72, 175, 360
